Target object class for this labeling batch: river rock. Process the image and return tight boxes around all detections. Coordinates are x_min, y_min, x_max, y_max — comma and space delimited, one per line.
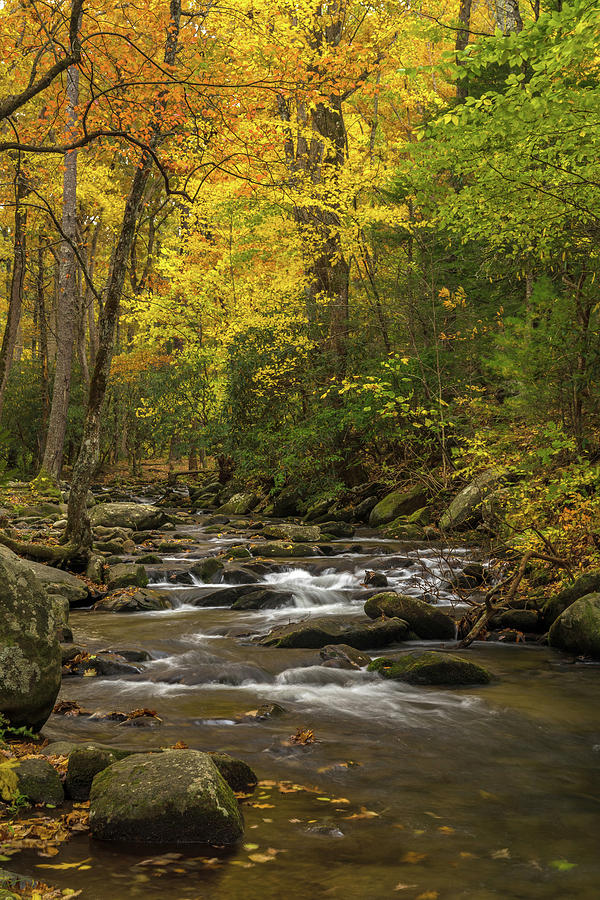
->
364, 592, 455, 639
231, 588, 295, 610
23, 560, 90, 606
66, 747, 119, 800
303, 497, 334, 522
439, 469, 500, 531
251, 541, 318, 558
262, 524, 321, 543
209, 752, 258, 792
106, 563, 148, 590
548, 592, 600, 658
89, 749, 244, 844
15, 757, 65, 805
93, 588, 173, 612
260, 616, 408, 650
0, 553, 62, 731
368, 651, 492, 685
319, 644, 371, 669
542, 572, 600, 627
190, 557, 224, 582
90, 502, 166, 531
369, 487, 427, 528
489, 609, 542, 632
272, 488, 303, 517
216, 492, 258, 515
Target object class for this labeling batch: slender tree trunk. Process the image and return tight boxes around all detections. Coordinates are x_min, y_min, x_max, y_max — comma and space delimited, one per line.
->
0, 171, 27, 421
36, 245, 51, 461
65, 0, 182, 549
455, 0, 472, 100
41, 21, 80, 479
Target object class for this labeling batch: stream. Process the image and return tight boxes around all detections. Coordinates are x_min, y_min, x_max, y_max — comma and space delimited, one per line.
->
15, 509, 600, 899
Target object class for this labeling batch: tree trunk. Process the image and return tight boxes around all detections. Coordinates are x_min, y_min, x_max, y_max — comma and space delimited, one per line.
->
455, 0, 473, 100
41, 18, 80, 480
65, 0, 182, 549
36, 245, 50, 462
0, 171, 27, 422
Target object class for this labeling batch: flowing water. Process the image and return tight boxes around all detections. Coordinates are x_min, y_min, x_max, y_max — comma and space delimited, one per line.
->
14, 514, 600, 899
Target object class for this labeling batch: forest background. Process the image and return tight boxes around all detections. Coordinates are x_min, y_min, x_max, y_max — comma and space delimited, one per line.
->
0, 0, 599, 566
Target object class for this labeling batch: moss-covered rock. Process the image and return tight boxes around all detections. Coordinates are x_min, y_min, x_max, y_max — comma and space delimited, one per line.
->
106, 563, 148, 590
250, 541, 317, 558
90, 503, 165, 531
489, 609, 542, 632
369, 487, 428, 528
439, 470, 500, 531
216, 493, 258, 515
89, 749, 244, 844
260, 616, 408, 650
190, 557, 225, 582
16, 757, 64, 805
364, 592, 455, 640
368, 651, 492, 685
262, 524, 321, 543
542, 572, 600, 628
548, 593, 600, 658
66, 747, 118, 800
209, 753, 257, 792
0, 554, 62, 731
93, 588, 173, 612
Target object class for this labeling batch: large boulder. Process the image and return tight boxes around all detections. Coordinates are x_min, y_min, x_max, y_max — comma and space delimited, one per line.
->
190, 557, 225, 583
364, 592, 455, 640
548, 593, 600, 658
89, 750, 244, 844
369, 487, 427, 528
0, 554, 61, 731
262, 523, 321, 543
66, 747, 119, 800
368, 651, 492, 685
90, 503, 165, 531
216, 493, 258, 515
542, 572, 600, 628
27, 561, 90, 605
439, 470, 500, 531
260, 616, 408, 650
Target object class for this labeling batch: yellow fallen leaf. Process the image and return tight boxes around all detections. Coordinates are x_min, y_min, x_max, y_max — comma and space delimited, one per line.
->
401, 852, 427, 864
438, 826, 455, 834
36, 858, 92, 870
248, 853, 276, 863
394, 884, 417, 891
243, 843, 259, 851
491, 848, 511, 859
416, 893, 439, 899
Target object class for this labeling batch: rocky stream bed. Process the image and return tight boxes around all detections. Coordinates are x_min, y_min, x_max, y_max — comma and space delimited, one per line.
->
1, 485, 599, 899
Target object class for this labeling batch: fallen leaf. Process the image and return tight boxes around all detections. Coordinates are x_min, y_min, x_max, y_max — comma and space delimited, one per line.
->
401, 852, 427, 864
491, 848, 511, 859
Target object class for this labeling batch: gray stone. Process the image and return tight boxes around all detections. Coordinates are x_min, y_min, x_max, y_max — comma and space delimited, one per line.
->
369, 487, 428, 528
90, 503, 166, 531
106, 563, 148, 590
364, 592, 455, 640
368, 651, 492, 685
93, 588, 173, 612
260, 616, 408, 650
16, 757, 64, 805
439, 470, 500, 531
262, 524, 321, 543
548, 593, 600, 658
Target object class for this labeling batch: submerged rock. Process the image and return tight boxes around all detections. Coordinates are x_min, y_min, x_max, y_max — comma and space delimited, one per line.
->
90, 502, 166, 531
89, 749, 244, 844
548, 592, 600, 658
260, 616, 408, 650
0, 553, 62, 731
364, 592, 455, 640
368, 651, 492, 685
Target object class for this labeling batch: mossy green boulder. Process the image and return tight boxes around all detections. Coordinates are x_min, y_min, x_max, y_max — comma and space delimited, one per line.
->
542, 573, 600, 627
364, 592, 455, 639
66, 747, 118, 800
439, 469, 500, 531
250, 541, 317, 558
15, 757, 64, 806
0, 553, 62, 731
548, 592, 600, 658
368, 651, 492, 685
209, 752, 257, 792
262, 524, 321, 543
106, 563, 148, 590
190, 557, 225, 582
369, 487, 427, 528
90, 502, 165, 531
89, 749, 244, 844
216, 492, 258, 515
